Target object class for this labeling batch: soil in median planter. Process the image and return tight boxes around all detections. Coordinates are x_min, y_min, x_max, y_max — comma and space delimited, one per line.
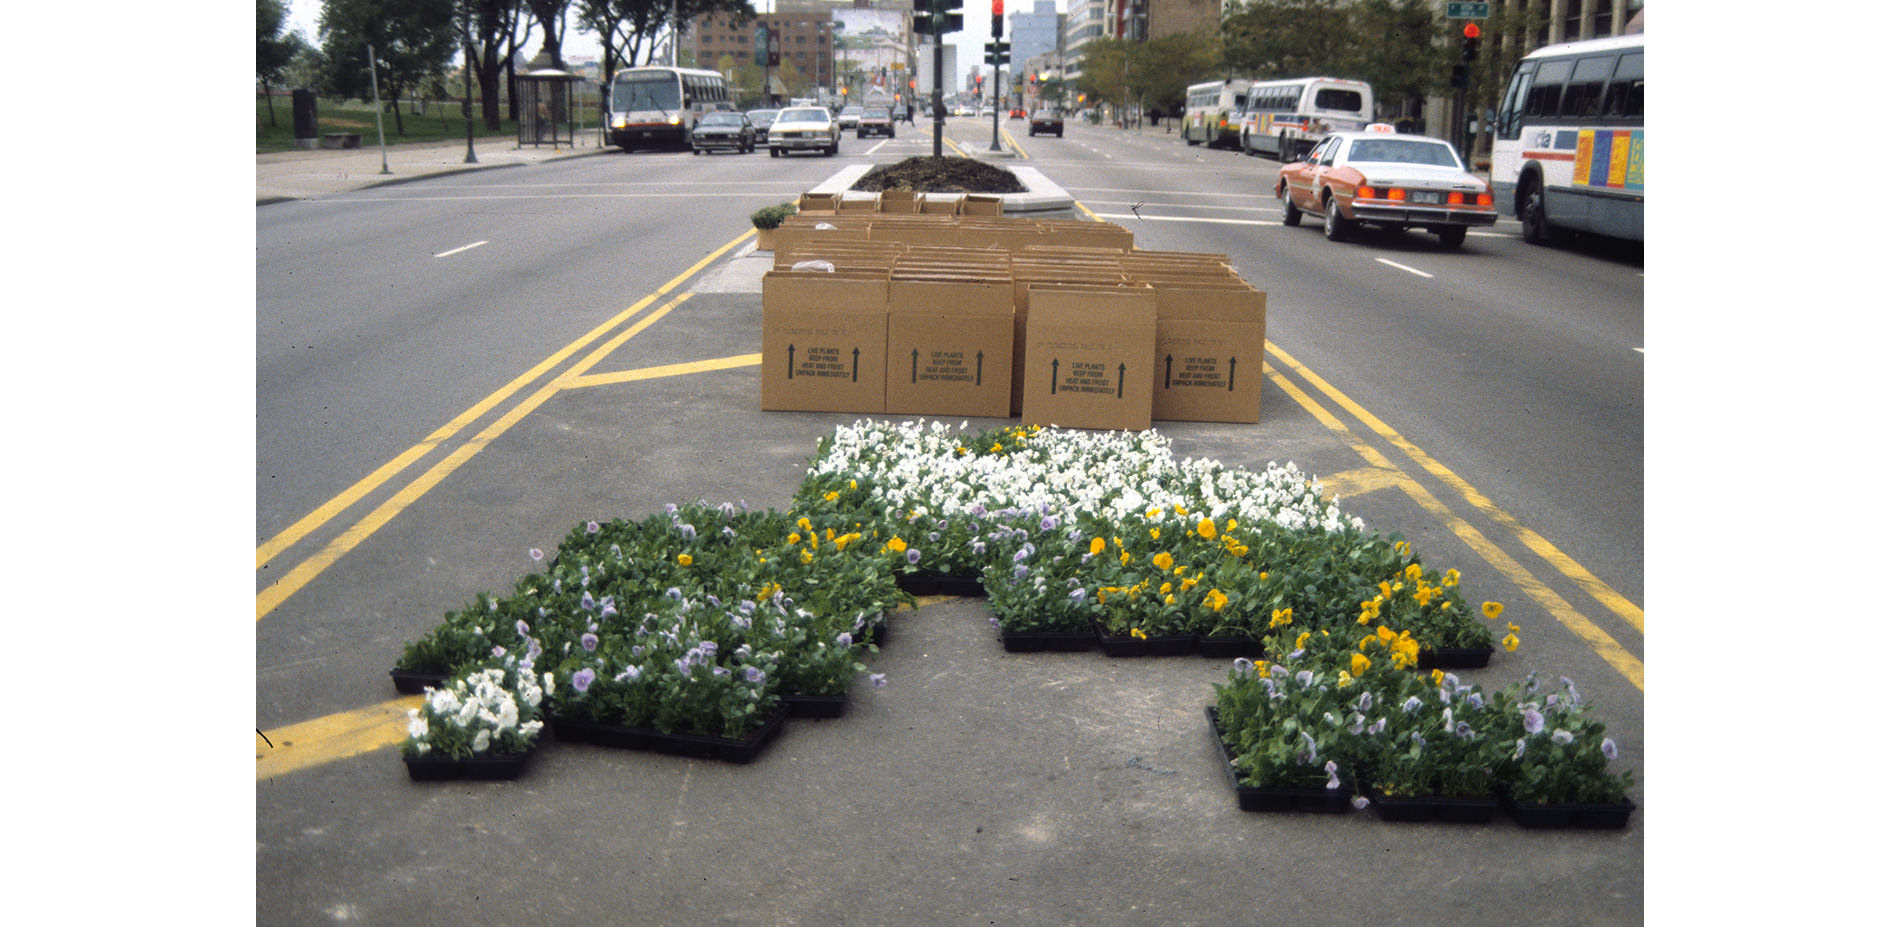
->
848, 156, 1028, 194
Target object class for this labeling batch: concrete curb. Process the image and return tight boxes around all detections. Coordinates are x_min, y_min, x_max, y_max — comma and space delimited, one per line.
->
807, 161, 1075, 215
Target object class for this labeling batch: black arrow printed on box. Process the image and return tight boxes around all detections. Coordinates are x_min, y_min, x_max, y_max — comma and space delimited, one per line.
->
1117, 363, 1125, 399
786, 343, 795, 379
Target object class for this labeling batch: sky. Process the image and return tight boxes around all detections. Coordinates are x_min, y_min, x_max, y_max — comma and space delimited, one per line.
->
282, 0, 1036, 80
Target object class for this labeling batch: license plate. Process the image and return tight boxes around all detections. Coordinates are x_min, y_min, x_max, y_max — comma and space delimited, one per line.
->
1408, 190, 1445, 205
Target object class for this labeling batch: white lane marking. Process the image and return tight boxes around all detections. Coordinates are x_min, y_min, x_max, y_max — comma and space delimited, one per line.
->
1104, 214, 1277, 227
433, 241, 489, 258
1375, 258, 1434, 278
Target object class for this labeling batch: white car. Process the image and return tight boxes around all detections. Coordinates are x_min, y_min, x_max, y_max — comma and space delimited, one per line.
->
1275, 125, 1498, 249
768, 106, 841, 157
837, 104, 864, 128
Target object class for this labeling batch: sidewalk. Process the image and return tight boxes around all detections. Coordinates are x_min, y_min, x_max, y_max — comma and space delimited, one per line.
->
257, 132, 608, 204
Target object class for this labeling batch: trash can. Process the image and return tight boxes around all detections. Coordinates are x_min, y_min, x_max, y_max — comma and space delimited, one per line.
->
293, 89, 319, 149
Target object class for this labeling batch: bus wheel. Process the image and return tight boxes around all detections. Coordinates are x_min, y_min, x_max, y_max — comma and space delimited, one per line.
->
1520, 179, 1552, 245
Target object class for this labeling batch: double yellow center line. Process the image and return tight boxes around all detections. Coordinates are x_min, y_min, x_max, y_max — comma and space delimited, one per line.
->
255, 228, 758, 621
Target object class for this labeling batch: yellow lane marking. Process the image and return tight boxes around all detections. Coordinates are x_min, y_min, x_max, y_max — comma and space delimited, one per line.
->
1265, 359, 1643, 692
257, 229, 757, 620
1314, 465, 1407, 500
257, 696, 421, 780
1263, 338, 1645, 634
562, 353, 763, 391
1001, 129, 1029, 159
256, 230, 756, 572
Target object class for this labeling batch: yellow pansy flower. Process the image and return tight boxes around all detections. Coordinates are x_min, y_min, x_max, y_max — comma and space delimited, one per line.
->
1174, 504, 1188, 516
885, 537, 907, 553
1131, 628, 1148, 640
1159, 582, 1173, 595
677, 553, 693, 566
1338, 670, 1355, 687
1145, 507, 1160, 519
1269, 607, 1294, 628
1501, 633, 1520, 652
1196, 518, 1217, 540
1482, 602, 1504, 620
1153, 551, 1174, 571
797, 517, 813, 532
847, 479, 857, 490
1431, 669, 1445, 686
1404, 563, 1423, 582
1164, 594, 1176, 606
1226, 519, 1239, 532
1089, 537, 1107, 556
788, 532, 801, 545
799, 549, 813, 564
1444, 568, 1461, 587
1150, 527, 1162, 540
1254, 660, 1269, 679
825, 490, 839, 502
1202, 588, 1229, 612
1295, 631, 1312, 651
1394, 540, 1411, 556
1350, 652, 1371, 676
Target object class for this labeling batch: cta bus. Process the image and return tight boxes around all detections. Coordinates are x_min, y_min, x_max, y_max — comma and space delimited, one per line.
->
1238, 77, 1375, 161
1182, 79, 1254, 148
1490, 33, 1643, 243
607, 66, 732, 151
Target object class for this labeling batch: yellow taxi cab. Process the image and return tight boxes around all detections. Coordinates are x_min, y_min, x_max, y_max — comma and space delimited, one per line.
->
1275, 123, 1498, 249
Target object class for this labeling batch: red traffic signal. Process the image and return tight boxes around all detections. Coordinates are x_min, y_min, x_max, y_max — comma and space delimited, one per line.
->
1463, 22, 1480, 39
993, 0, 1003, 14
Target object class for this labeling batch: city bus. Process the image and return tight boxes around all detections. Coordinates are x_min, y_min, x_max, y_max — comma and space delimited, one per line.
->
1182, 79, 1254, 148
606, 66, 732, 151
1238, 77, 1375, 161
1489, 33, 1643, 243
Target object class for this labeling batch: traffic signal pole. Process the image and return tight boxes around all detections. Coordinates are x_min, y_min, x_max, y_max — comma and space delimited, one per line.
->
988, 2, 1006, 152
914, 1, 963, 158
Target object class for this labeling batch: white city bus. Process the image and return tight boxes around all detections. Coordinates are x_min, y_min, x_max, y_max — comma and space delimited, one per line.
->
1238, 77, 1374, 161
1490, 33, 1643, 243
607, 66, 732, 151
1182, 79, 1254, 148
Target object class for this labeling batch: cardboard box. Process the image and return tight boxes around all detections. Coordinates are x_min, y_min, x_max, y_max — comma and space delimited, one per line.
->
878, 190, 922, 213
1139, 273, 1266, 423
760, 270, 889, 413
960, 194, 1004, 216
796, 192, 840, 215
1019, 284, 1157, 431
919, 194, 964, 214
884, 299, 1014, 418
1005, 266, 1128, 414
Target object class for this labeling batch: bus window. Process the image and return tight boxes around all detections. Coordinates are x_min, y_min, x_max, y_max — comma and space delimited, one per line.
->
1604, 52, 1643, 118
1497, 66, 1532, 139
1560, 56, 1612, 118
1526, 59, 1572, 119
1315, 88, 1362, 112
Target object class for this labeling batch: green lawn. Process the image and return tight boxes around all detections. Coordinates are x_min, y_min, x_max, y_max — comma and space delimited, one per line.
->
256, 94, 598, 152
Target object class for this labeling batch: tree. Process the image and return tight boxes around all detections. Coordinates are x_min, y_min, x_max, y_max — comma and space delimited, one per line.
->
524, 0, 570, 68
1074, 37, 1132, 117
319, 0, 460, 135
577, 0, 755, 82
1129, 29, 1223, 117
258, 0, 297, 126
461, 0, 528, 131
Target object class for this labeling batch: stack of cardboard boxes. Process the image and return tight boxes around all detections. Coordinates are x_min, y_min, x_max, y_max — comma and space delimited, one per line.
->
760, 198, 1266, 431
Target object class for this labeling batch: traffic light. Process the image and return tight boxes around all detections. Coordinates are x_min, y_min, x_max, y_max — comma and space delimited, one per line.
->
992, 0, 1004, 38
1462, 22, 1480, 63
913, 0, 963, 36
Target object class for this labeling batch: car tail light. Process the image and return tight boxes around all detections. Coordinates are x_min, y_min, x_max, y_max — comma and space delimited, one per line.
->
1385, 188, 1405, 201
1478, 192, 1494, 206
1357, 185, 1375, 200
1448, 191, 1465, 205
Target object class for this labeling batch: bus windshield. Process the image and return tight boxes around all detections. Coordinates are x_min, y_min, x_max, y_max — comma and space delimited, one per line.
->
614, 74, 680, 112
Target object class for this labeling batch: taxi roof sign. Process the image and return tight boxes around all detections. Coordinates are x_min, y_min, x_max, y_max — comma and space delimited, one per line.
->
1366, 122, 1396, 133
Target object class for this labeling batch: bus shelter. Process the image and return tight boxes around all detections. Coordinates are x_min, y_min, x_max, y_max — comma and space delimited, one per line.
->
515, 68, 578, 147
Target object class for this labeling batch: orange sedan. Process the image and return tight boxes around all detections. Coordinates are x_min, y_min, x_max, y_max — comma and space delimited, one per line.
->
1276, 126, 1498, 249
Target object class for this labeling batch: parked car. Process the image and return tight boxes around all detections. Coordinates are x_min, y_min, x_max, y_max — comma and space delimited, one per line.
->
1275, 125, 1497, 249
837, 104, 864, 128
690, 111, 755, 154
768, 106, 841, 157
745, 108, 780, 146
1028, 109, 1064, 137
857, 106, 895, 138
980, 105, 995, 118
